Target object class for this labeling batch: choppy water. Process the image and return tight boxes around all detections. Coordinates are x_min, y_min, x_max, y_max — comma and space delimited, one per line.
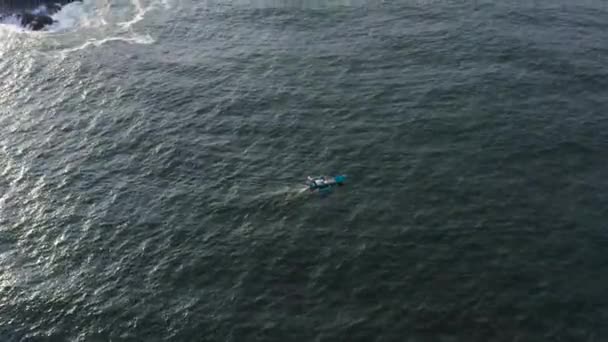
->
1, 0, 608, 341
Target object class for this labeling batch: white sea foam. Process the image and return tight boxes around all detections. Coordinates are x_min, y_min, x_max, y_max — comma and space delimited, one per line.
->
0, 0, 160, 53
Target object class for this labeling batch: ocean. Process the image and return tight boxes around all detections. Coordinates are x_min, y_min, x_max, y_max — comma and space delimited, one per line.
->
1, 0, 607, 341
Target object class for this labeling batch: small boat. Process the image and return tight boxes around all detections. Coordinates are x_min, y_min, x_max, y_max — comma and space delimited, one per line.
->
307, 175, 347, 192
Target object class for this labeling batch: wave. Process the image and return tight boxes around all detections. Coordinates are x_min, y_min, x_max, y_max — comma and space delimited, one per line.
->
0, 0, 164, 54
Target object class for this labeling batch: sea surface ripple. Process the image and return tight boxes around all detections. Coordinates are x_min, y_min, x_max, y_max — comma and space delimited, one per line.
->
1, 0, 608, 341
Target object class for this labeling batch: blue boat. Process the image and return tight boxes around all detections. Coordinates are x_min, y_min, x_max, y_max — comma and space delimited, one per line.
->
307, 175, 347, 193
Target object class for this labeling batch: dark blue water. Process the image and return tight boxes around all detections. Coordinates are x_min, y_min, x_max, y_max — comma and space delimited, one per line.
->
1, 0, 607, 341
